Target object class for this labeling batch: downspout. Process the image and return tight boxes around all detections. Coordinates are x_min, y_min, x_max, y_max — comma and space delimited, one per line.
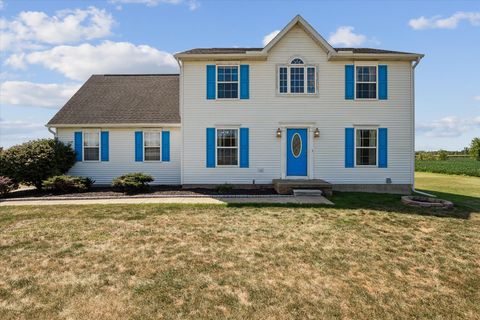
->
410, 56, 434, 197
47, 126, 57, 138
174, 55, 184, 186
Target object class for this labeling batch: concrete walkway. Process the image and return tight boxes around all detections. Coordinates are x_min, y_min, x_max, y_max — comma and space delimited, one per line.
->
0, 195, 334, 206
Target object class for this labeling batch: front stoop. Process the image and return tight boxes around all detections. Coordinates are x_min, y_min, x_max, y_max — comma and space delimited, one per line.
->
273, 179, 333, 196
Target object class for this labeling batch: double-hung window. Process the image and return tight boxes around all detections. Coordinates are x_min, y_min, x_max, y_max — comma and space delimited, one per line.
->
144, 131, 161, 161
217, 66, 239, 99
356, 128, 377, 166
356, 66, 377, 99
83, 132, 100, 161
216, 129, 238, 166
278, 58, 316, 94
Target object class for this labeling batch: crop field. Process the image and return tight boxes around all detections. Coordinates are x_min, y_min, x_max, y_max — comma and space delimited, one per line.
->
415, 157, 480, 177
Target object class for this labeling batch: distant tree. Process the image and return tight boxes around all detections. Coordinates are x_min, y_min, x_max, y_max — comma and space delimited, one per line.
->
437, 150, 448, 161
470, 137, 480, 161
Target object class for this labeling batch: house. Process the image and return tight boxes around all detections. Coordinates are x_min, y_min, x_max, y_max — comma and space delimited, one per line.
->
47, 15, 424, 194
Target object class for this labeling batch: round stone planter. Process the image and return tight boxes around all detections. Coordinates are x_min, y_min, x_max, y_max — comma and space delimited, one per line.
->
401, 196, 453, 209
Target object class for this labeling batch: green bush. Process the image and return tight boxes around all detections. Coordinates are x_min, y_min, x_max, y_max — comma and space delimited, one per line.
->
437, 150, 448, 161
1, 139, 76, 189
112, 173, 154, 193
470, 137, 480, 161
42, 175, 94, 193
0, 176, 18, 197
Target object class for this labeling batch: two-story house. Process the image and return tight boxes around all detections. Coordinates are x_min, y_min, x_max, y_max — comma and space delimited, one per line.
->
47, 15, 423, 194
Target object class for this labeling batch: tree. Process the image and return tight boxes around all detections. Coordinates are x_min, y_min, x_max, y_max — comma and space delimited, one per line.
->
1, 139, 76, 189
470, 137, 480, 161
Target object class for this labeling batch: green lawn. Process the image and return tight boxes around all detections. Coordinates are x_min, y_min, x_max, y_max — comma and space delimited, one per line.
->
0, 188, 479, 319
415, 157, 480, 177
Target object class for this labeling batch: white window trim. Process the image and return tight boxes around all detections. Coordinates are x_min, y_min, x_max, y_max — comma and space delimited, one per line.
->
354, 63, 378, 100
83, 131, 101, 162
277, 63, 317, 95
354, 127, 379, 167
143, 130, 162, 162
216, 65, 240, 100
215, 128, 240, 167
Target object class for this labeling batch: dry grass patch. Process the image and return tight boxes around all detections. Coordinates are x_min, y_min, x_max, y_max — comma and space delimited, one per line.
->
0, 200, 479, 319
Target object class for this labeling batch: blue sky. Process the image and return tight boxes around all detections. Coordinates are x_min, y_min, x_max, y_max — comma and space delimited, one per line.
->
1, 0, 479, 150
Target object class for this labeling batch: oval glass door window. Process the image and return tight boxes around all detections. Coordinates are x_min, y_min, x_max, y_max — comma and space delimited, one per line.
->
291, 133, 302, 158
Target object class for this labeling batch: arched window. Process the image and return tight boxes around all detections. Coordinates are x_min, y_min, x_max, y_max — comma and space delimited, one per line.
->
278, 57, 316, 94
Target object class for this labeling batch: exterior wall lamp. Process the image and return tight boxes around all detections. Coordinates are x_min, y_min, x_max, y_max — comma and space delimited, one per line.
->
314, 128, 320, 138
276, 128, 282, 138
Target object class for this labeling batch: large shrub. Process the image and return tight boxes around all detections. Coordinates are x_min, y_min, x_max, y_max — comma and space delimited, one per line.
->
470, 137, 480, 161
42, 175, 94, 193
0, 176, 17, 197
112, 173, 154, 193
1, 139, 76, 189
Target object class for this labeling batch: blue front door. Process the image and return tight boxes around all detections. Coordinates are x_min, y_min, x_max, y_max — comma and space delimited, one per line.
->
287, 128, 307, 176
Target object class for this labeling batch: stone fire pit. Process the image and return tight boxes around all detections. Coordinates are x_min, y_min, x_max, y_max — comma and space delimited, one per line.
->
401, 196, 453, 209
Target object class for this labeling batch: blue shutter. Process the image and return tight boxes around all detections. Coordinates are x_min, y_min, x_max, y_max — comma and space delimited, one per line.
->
206, 65, 216, 99
240, 64, 249, 99
162, 131, 170, 162
206, 128, 215, 167
240, 128, 249, 168
74, 131, 82, 162
135, 131, 143, 162
345, 65, 354, 100
378, 128, 388, 168
100, 131, 109, 161
345, 128, 354, 168
378, 65, 388, 100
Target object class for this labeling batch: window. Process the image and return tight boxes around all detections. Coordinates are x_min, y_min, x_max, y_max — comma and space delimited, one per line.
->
217, 66, 238, 99
144, 131, 161, 161
83, 132, 100, 161
356, 129, 377, 166
216, 129, 238, 166
356, 66, 377, 99
278, 58, 316, 94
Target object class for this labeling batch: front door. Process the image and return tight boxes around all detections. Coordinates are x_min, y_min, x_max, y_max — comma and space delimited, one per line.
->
286, 128, 308, 177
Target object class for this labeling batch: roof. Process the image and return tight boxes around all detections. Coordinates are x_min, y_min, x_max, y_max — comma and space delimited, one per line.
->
48, 74, 180, 126
178, 47, 417, 55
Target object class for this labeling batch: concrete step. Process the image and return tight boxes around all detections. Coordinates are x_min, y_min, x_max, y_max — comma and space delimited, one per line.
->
293, 189, 323, 197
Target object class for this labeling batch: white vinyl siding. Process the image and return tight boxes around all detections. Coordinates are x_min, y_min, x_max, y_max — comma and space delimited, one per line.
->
181, 24, 413, 186
57, 127, 181, 185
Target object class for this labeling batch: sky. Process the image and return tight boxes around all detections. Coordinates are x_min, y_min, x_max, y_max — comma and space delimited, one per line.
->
0, 0, 479, 151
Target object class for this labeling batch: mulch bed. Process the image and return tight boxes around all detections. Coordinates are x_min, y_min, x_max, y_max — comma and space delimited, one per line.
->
4, 185, 277, 199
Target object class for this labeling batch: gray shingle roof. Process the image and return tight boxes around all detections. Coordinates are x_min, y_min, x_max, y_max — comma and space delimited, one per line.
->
178, 47, 417, 55
48, 74, 180, 126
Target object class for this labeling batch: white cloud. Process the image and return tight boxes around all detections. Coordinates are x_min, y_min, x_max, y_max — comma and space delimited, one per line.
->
409, 11, 480, 30
5, 41, 179, 81
263, 30, 280, 46
109, 0, 199, 10
0, 119, 50, 148
0, 119, 45, 135
416, 116, 480, 138
328, 26, 367, 47
0, 7, 114, 51
0, 81, 81, 109
474, 96, 480, 101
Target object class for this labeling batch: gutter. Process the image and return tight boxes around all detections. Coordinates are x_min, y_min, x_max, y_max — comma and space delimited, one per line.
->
47, 126, 56, 138
409, 56, 435, 197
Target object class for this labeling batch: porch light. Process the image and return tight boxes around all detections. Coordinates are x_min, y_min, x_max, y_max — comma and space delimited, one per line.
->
276, 128, 282, 138
314, 128, 320, 138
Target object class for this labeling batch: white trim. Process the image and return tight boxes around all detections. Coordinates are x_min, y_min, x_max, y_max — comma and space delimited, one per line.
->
143, 130, 162, 162
216, 65, 240, 100
354, 127, 379, 167
354, 63, 378, 100
48, 123, 181, 128
277, 63, 317, 95
215, 128, 240, 167
82, 130, 101, 162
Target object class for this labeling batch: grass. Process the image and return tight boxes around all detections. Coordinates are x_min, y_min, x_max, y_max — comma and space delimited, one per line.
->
0, 192, 479, 319
415, 157, 480, 177
416, 172, 480, 211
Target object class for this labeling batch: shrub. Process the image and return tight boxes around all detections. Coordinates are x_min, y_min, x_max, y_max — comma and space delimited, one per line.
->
0, 176, 17, 197
1, 139, 76, 189
112, 173, 154, 193
437, 150, 448, 161
216, 183, 233, 194
42, 175, 94, 193
470, 137, 480, 161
